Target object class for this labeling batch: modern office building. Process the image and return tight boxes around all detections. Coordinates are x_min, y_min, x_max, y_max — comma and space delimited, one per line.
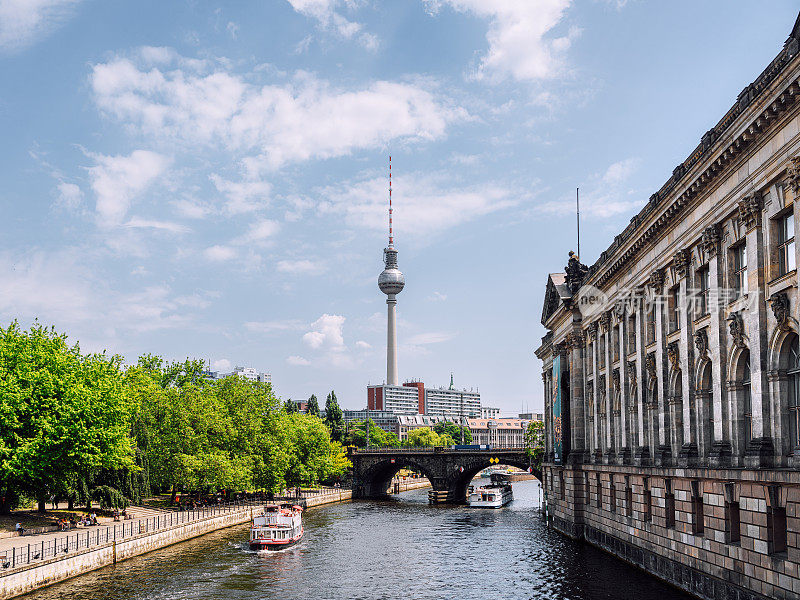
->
367, 378, 481, 418
366, 384, 422, 414
480, 406, 501, 419
424, 385, 481, 419
342, 409, 399, 435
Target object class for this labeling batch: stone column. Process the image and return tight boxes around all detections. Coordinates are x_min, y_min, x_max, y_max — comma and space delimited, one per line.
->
602, 312, 613, 458
705, 223, 731, 466
739, 193, 773, 467
568, 330, 586, 460
634, 290, 649, 465
673, 249, 695, 466
650, 270, 671, 465
617, 306, 630, 464
589, 323, 600, 461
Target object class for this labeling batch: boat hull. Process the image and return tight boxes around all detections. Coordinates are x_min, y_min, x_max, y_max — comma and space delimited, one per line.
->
249, 529, 304, 551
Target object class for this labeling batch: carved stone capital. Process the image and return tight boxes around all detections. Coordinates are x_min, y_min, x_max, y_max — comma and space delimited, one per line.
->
587, 321, 598, 342
627, 360, 637, 392
600, 311, 612, 334
648, 269, 665, 292
645, 352, 657, 382
672, 249, 690, 279
787, 155, 800, 194
770, 292, 791, 332
667, 341, 680, 372
727, 312, 745, 349
694, 328, 709, 358
737, 192, 762, 231
700, 224, 721, 258
566, 331, 585, 350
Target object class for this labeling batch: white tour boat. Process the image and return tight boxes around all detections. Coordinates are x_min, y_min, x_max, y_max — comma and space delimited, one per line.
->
249, 503, 304, 550
467, 475, 513, 508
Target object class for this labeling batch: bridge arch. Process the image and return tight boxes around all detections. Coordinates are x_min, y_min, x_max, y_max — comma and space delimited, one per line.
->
357, 458, 437, 498
452, 458, 538, 504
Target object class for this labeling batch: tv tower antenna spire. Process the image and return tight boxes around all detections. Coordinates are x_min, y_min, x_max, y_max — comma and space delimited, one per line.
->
378, 155, 404, 386
389, 155, 393, 247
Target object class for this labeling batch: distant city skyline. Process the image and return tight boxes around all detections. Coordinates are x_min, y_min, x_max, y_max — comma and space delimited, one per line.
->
1, 1, 798, 413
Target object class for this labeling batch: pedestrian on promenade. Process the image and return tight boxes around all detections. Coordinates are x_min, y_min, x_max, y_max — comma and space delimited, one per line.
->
14, 523, 23, 537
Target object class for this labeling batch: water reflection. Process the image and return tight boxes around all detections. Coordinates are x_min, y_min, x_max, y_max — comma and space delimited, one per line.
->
24, 480, 692, 600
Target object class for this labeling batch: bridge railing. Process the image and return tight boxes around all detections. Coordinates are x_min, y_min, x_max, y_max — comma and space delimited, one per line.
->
351, 446, 529, 453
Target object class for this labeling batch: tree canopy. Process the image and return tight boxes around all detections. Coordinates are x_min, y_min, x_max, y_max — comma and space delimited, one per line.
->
403, 428, 455, 448
0, 322, 351, 512
344, 419, 400, 448
433, 421, 472, 444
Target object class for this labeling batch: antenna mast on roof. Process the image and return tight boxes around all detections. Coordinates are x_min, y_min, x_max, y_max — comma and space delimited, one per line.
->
576, 187, 581, 260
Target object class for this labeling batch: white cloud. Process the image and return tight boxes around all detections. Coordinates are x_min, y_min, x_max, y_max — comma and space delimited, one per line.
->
55, 182, 83, 210
212, 358, 231, 372
203, 245, 237, 261
88, 150, 171, 227
355, 340, 371, 350
428, 291, 447, 301
286, 355, 311, 366
286, 0, 376, 49
602, 157, 640, 185
236, 219, 281, 245
91, 50, 465, 172
303, 313, 345, 350
124, 217, 190, 233
276, 259, 323, 275
428, 0, 575, 82
407, 331, 454, 345
539, 156, 642, 218
0, 0, 83, 52
0, 248, 199, 338
210, 175, 271, 214
317, 171, 518, 237
226, 21, 238, 39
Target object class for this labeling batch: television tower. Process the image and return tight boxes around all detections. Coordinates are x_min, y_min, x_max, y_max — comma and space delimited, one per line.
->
378, 156, 404, 386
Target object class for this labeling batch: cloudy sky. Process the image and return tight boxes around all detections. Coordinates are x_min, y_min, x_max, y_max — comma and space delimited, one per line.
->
1, 0, 798, 413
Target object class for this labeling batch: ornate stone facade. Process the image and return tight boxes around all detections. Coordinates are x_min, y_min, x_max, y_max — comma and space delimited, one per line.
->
535, 14, 800, 600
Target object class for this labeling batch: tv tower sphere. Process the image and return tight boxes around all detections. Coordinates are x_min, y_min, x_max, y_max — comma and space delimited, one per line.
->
378, 247, 405, 295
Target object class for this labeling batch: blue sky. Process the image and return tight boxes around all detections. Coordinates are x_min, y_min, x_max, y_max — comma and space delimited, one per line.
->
1, 0, 798, 414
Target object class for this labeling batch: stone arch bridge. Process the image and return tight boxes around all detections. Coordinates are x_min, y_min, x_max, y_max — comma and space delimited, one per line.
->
349, 447, 541, 504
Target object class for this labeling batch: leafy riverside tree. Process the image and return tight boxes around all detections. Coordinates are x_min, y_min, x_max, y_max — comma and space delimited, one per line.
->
344, 419, 400, 448
525, 420, 545, 472
433, 421, 472, 444
306, 394, 320, 416
0, 322, 136, 513
324, 391, 345, 442
403, 428, 456, 448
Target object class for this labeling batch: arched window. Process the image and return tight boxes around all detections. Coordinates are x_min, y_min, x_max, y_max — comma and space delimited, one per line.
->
789, 336, 800, 451
742, 351, 752, 447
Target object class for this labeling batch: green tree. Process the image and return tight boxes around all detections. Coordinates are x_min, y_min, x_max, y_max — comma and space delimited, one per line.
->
306, 394, 320, 416
433, 421, 472, 444
525, 420, 545, 471
0, 322, 136, 513
403, 427, 452, 448
283, 399, 298, 413
344, 420, 400, 448
324, 391, 344, 442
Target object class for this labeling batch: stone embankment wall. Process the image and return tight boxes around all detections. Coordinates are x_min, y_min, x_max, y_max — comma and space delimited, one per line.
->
0, 492, 354, 600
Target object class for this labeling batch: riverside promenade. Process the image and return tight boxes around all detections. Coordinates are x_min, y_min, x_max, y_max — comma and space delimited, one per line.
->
0, 487, 354, 600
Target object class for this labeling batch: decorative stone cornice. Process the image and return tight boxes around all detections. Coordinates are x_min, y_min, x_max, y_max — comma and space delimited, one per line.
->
737, 192, 762, 231
667, 341, 680, 372
672, 249, 691, 279
648, 269, 665, 292
694, 328, 709, 358
770, 292, 791, 332
553, 341, 567, 357
700, 224, 721, 258
584, 41, 800, 291
645, 352, 657, 382
786, 155, 800, 194
727, 312, 746, 348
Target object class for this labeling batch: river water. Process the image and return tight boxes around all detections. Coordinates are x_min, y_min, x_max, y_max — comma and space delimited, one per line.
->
24, 480, 692, 600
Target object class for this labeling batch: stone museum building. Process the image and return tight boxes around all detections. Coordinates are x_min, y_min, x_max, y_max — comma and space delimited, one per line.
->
536, 14, 800, 600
